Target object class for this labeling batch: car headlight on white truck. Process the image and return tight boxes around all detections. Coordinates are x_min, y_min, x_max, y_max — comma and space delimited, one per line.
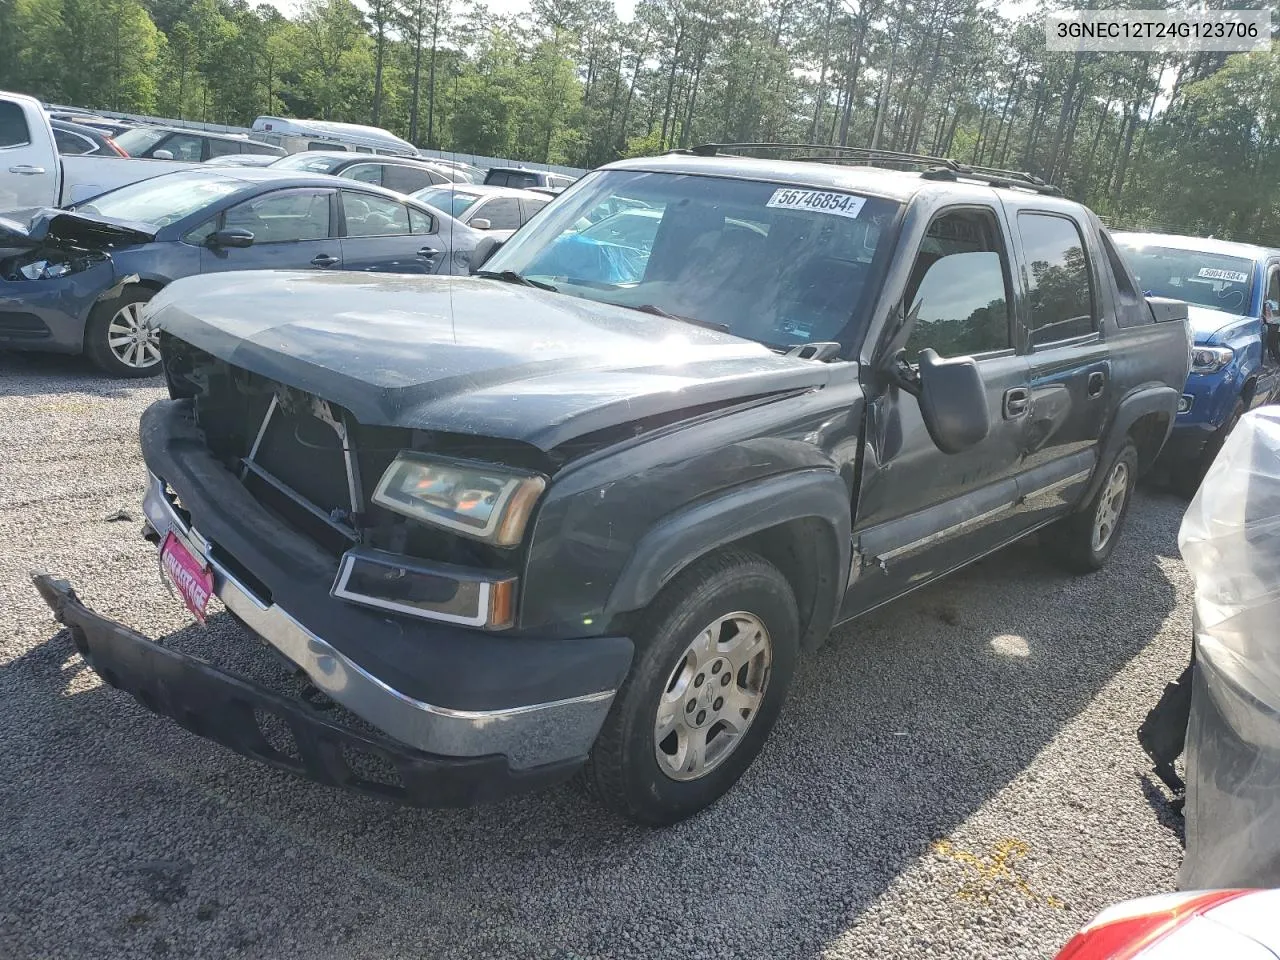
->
372, 453, 546, 546
1191, 345, 1234, 373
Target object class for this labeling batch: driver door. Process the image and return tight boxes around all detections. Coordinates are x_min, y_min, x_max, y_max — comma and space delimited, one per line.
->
199, 188, 340, 273
844, 205, 1031, 617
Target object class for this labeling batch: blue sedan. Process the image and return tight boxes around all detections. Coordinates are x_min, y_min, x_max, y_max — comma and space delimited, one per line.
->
1114, 232, 1280, 490
0, 168, 479, 377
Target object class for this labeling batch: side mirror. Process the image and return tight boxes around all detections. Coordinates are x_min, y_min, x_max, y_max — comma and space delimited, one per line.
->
207, 228, 255, 249
152, 149, 175, 160
470, 217, 492, 231
893, 348, 991, 454
469, 236, 505, 273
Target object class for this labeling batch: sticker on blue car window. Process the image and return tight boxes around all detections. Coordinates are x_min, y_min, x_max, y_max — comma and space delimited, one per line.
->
766, 188, 866, 219
1198, 267, 1249, 283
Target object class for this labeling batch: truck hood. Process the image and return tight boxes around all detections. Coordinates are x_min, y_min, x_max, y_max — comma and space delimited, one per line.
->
148, 271, 832, 450
0, 207, 157, 249
1186, 305, 1258, 345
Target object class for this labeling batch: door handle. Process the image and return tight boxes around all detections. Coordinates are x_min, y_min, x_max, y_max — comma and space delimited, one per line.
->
417, 246, 441, 258
311, 254, 340, 267
1087, 371, 1106, 398
1003, 387, 1030, 419
9, 164, 46, 175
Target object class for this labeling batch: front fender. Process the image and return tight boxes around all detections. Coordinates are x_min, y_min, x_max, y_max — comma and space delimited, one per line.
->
604, 469, 851, 643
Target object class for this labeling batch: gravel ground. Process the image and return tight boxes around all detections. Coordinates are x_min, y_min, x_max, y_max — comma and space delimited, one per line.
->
1, 350, 1189, 960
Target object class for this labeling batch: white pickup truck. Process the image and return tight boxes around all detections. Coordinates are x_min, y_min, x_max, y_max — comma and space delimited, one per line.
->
1, 90, 191, 212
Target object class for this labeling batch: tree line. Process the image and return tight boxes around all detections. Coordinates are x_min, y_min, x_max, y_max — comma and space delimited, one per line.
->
1, 0, 1279, 244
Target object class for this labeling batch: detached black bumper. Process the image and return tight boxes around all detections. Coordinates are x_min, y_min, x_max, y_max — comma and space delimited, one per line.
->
33, 574, 580, 807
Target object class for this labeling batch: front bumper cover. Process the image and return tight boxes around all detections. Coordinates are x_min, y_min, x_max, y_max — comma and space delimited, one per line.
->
32, 575, 579, 807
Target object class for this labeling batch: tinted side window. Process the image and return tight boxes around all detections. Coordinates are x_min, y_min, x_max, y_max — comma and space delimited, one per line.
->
382, 164, 434, 194
904, 208, 1012, 359
157, 133, 204, 161
242, 140, 281, 155
521, 198, 549, 223
1020, 213, 1096, 344
0, 102, 32, 148
481, 197, 521, 230
344, 163, 384, 186
223, 189, 331, 242
342, 191, 411, 237
54, 128, 94, 154
205, 137, 240, 158
408, 207, 435, 235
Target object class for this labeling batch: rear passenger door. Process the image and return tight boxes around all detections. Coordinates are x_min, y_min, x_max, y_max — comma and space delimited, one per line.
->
1007, 208, 1111, 524
339, 190, 442, 273
198, 188, 341, 273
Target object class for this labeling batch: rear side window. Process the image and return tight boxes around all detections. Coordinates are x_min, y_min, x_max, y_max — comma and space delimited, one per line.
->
1019, 212, 1096, 344
904, 208, 1013, 359
0, 101, 32, 148
1098, 229, 1148, 327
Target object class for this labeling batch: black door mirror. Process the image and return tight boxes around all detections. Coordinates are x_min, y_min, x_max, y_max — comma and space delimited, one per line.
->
894, 348, 991, 454
207, 228, 255, 249
469, 236, 505, 273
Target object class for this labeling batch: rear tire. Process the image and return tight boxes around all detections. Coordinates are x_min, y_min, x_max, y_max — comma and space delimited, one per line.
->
1043, 439, 1139, 573
84, 287, 161, 378
584, 549, 799, 826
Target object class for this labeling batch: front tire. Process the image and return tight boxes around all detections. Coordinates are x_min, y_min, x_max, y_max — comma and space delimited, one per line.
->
1044, 439, 1139, 573
84, 287, 161, 378
585, 549, 799, 826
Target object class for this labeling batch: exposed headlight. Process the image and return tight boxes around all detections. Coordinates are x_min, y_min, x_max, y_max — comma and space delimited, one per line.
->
18, 258, 73, 280
1191, 345, 1233, 373
372, 453, 546, 546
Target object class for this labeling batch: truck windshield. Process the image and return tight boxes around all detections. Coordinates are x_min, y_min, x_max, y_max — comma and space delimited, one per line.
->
75, 172, 242, 227
1116, 242, 1256, 315
484, 169, 900, 350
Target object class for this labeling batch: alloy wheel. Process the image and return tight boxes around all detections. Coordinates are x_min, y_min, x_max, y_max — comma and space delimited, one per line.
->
1092, 460, 1130, 553
107, 301, 160, 370
653, 611, 773, 782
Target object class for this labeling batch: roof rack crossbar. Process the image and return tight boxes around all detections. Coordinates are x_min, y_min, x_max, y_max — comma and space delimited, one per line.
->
691, 142, 963, 171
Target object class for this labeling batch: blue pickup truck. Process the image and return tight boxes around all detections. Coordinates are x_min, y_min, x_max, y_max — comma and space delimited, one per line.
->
1113, 232, 1280, 493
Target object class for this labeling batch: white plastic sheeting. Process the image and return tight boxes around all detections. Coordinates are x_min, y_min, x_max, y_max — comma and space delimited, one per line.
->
1178, 406, 1280, 889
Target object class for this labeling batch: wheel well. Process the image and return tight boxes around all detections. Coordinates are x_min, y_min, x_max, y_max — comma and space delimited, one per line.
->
734, 517, 840, 650
1241, 376, 1258, 408
1128, 411, 1170, 472
134, 279, 165, 293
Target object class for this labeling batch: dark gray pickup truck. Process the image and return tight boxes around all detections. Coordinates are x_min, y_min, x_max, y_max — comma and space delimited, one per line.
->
35, 147, 1192, 825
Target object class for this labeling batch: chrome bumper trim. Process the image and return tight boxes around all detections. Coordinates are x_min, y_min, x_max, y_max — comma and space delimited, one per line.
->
141, 474, 614, 769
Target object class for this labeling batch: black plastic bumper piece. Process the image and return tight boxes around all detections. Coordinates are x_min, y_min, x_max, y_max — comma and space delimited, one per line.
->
33, 574, 582, 808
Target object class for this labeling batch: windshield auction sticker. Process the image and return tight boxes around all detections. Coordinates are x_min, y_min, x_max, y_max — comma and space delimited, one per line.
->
767, 188, 867, 219
1197, 267, 1250, 283
1046, 9, 1271, 52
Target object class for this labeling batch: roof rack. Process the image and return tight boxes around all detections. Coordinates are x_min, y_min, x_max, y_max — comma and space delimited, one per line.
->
683, 142, 1062, 196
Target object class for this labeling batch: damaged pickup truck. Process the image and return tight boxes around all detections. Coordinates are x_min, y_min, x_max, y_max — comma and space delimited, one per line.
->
35, 148, 1192, 825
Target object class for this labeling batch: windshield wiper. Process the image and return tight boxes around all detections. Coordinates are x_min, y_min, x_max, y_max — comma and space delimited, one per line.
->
630, 303, 730, 333
475, 269, 557, 292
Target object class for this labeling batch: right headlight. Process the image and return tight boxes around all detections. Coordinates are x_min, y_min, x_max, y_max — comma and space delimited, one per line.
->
1190, 345, 1233, 374
371, 452, 546, 546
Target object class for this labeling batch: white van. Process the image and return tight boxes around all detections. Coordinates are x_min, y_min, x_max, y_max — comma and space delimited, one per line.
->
250, 117, 419, 157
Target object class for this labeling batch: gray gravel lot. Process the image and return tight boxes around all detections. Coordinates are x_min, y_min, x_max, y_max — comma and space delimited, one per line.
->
1, 350, 1189, 960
